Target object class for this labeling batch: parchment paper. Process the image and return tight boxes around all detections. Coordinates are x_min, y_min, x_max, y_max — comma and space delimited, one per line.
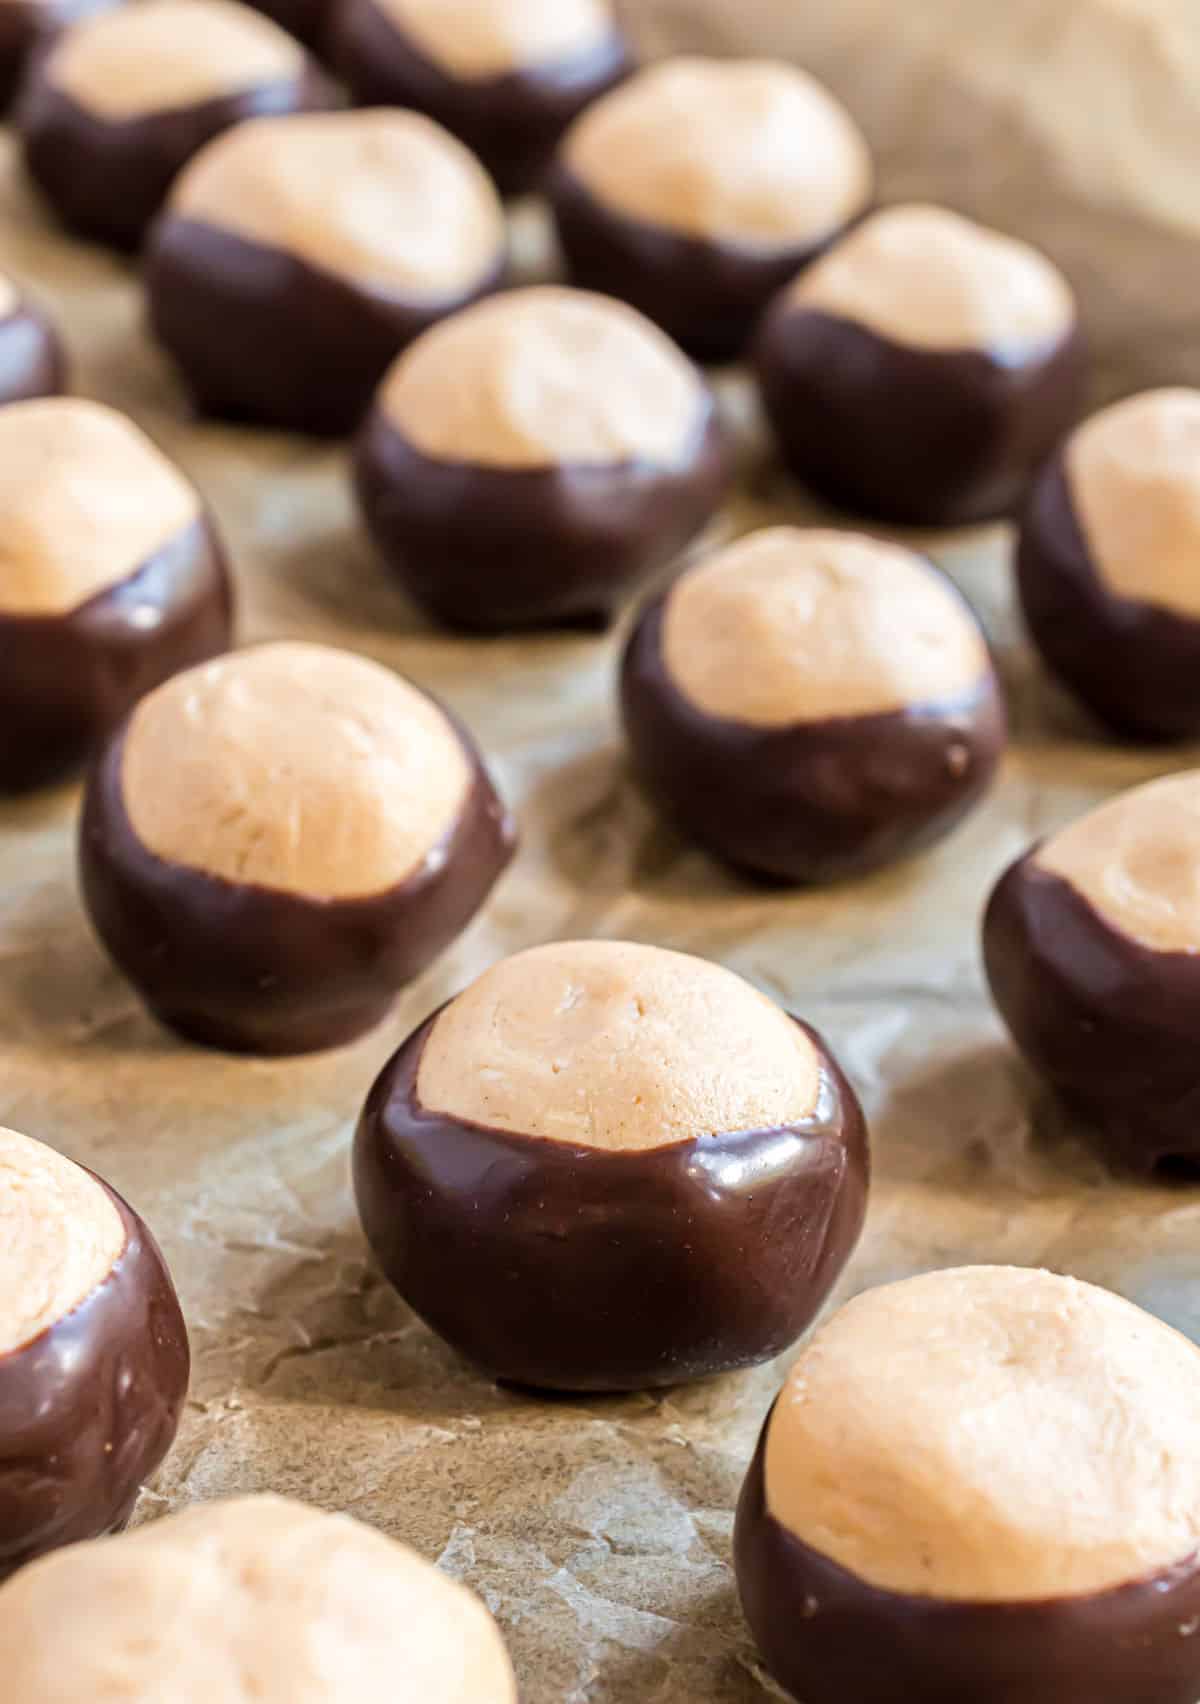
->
1, 93, 1199, 1700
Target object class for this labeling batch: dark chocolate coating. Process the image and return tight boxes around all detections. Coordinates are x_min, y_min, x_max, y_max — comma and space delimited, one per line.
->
755, 304, 1086, 526
245, 0, 330, 52
354, 403, 728, 632
620, 590, 1007, 884
0, 1179, 189, 1579
19, 63, 336, 252
332, 1, 630, 197
734, 1408, 1200, 1704
0, 294, 66, 404
80, 720, 516, 1055
146, 215, 505, 436
0, 516, 233, 794
984, 851, 1200, 1174
550, 165, 848, 365
354, 1011, 869, 1392
1017, 457, 1200, 741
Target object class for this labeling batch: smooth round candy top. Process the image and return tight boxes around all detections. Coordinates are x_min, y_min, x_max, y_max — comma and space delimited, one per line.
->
121, 642, 473, 901
417, 939, 822, 1153
38, 0, 305, 120
782, 204, 1076, 355
368, 0, 615, 78
165, 110, 505, 299
561, 56, 872, 249
1066, 388, 1200, 619
0, 399, 199, 618
765, 1265, 1200, 1601
0, 1495, 517, 1703
662, 527, 990, 726
1034, 769, 1200, 955
378, 286, 707, 470
0, 1125, 125, 1358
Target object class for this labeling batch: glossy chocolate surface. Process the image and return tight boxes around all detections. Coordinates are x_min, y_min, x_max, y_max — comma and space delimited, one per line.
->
1018, 458, 1200, 741
621, 592, 1006, 884
147, 216, 504, 436
984, 852, 1200, 1173
354, 1011, 868, 1392
80, 720, 516, 1055
355, 404, 728, 632
20, 65, 334, 252
735, 1410, 1200, 1704
755, 306, 1085, 526
550, 165, 840, 365
0, 1180, 189, 1580
0, 516, 232, 794
332, 1, 629, 197
0, 295, 65, 404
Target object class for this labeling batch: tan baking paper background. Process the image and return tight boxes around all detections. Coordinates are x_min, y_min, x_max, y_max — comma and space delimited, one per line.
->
2, 40, 1200, 1695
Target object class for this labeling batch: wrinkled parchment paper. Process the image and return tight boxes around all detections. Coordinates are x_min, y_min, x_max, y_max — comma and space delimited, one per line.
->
2, 48, 1200, 1694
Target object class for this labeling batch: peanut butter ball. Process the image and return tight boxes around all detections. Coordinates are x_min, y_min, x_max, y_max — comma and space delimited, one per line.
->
622, 526, 1006, 882
332, 0, 630, 195
0, 397, 232, 793
0, 1125, 188, 1579
80, 642, 515, 1055
1018, 388, 1200, 739
737, 1266, 1200, 1704
756, 204, 1084, 524
0, 1495, 516, 1701
551, 56, 872, 361
19, 0, 334, 250
985, 769, 1200, 1171
146, 109, 507, 434
355, 285, 727, 631
355, 939, 868, 1390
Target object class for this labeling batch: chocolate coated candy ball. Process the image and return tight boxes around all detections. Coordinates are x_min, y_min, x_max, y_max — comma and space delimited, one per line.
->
332, 0, 630, 196
984, 770, 1200, 1172
355, 285, 728, 632
19, 0, 334, 251
1019, 388, 1200, 740
551, 56, 873, 362
756, 204, 1085, 524
0, 270, 65, 404
80, 641, 515, 1055
146, 109, 506, 435
0, 1126, 188, 1579
355, 940, 868, 1392
0, 1495, 517, 1700
736, 1266, 1200, 1704
622, 527, 1006, 883
0, 0, 107, 111
0, 397, 233, 793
